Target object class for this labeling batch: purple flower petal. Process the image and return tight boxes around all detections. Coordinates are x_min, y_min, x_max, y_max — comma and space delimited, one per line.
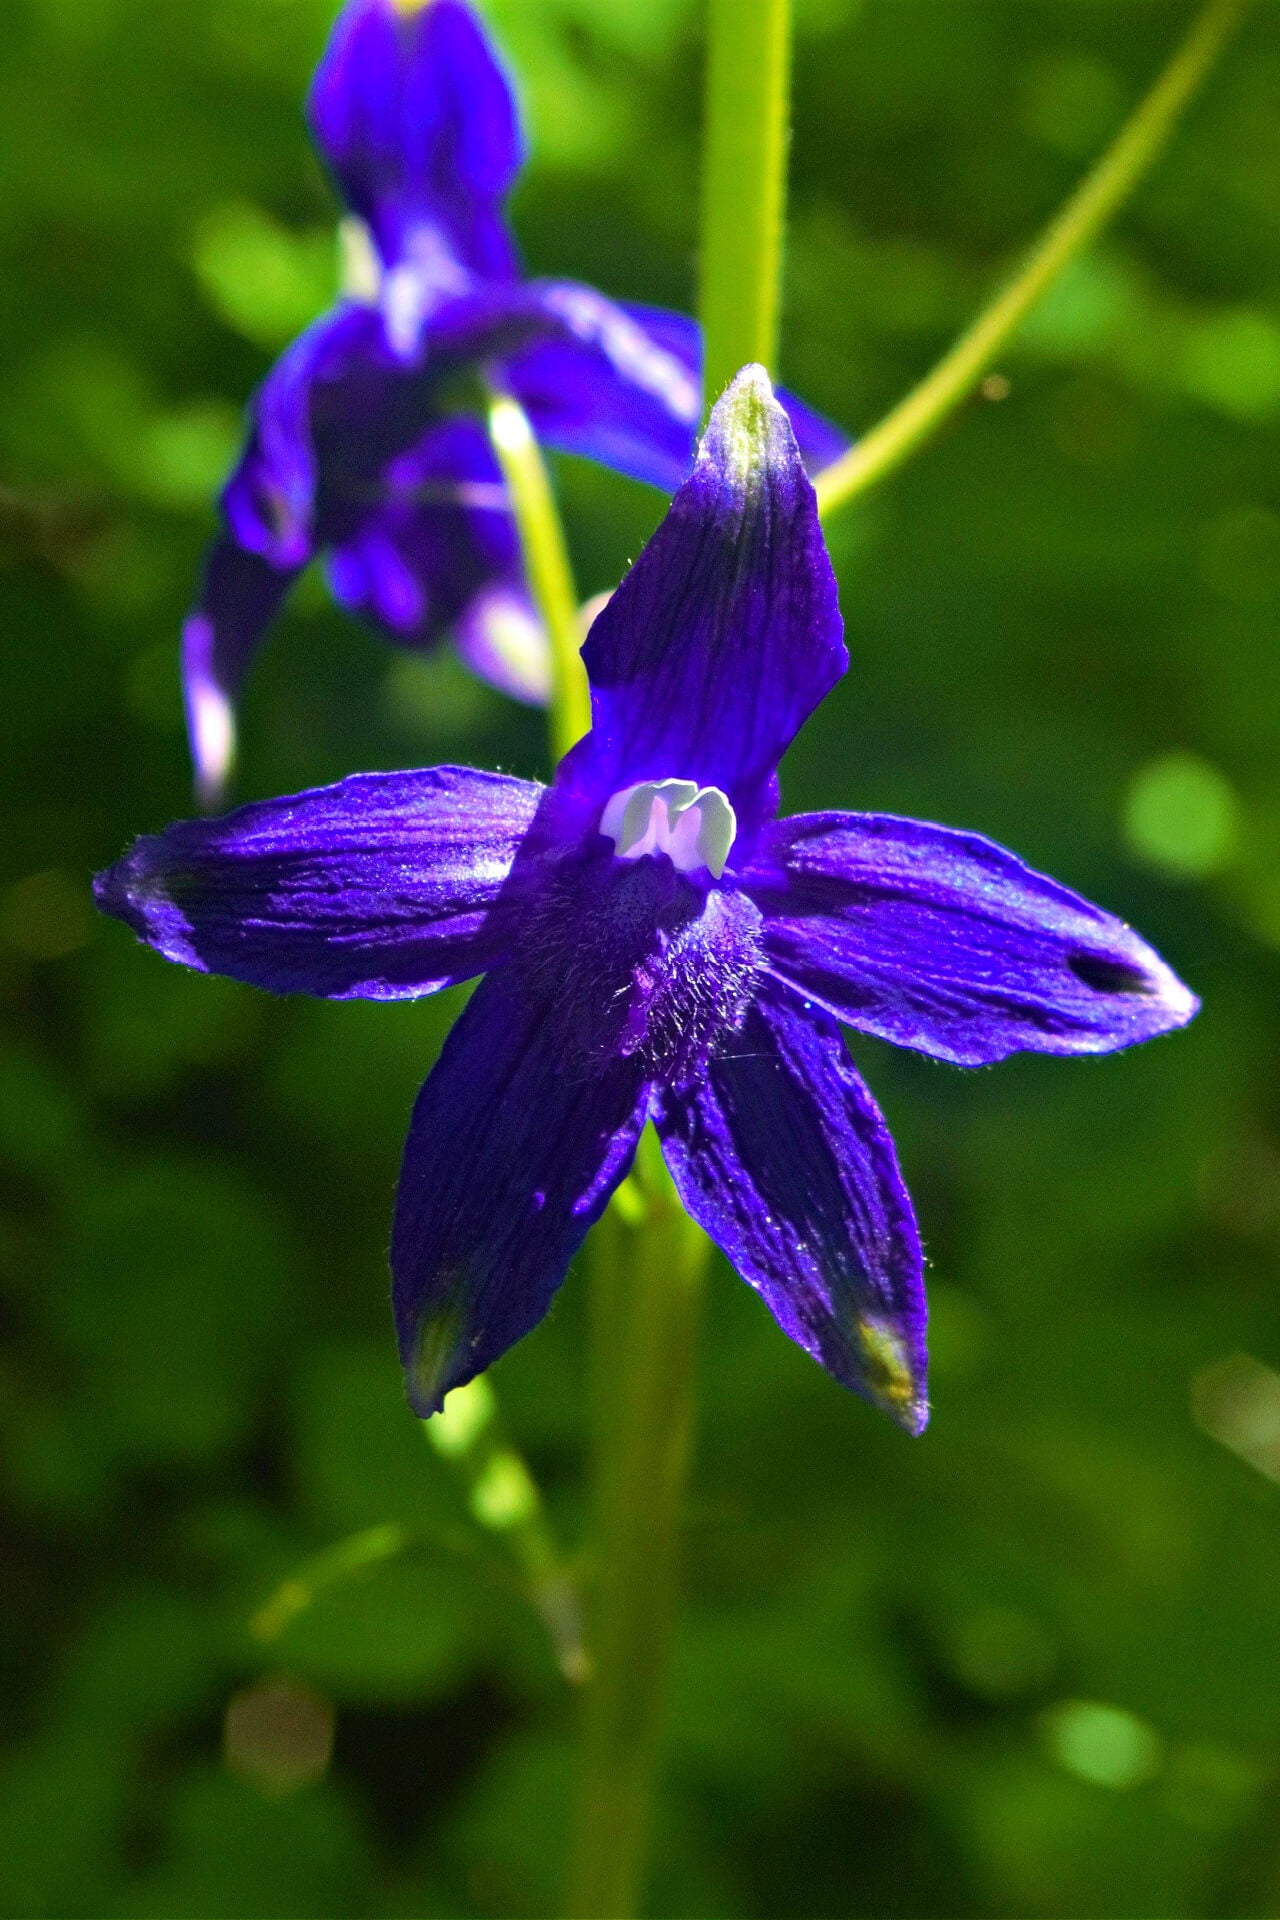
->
219, 285, 543, 583
307, 0, 522, 280
453, 583, 548, 705
745, 811, 1199, 1066
93, 767, 541, 999
504, 296, 850, 493
325, 415, 548, 702
654, 982, 927, 1432
181, 538, 297, 806
221, 302, 389, 568
391, 964, 647, 1413
502, 291, 701, 491
655, 311, 848, 474
560, 365, 847, 833
201, 297, 847, 767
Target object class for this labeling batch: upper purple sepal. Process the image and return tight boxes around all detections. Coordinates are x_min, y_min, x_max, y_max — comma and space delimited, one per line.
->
562, 365, 848, 837
308, 0, 522, 280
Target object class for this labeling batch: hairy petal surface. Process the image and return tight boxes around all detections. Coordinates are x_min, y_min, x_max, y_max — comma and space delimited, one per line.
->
562, 366, 846, 832
654, 983, 927, 1432
308, 0, 521, 278
745, 812, 1199, 1067
94, 767, 541, 999
392, 966, 647, 1414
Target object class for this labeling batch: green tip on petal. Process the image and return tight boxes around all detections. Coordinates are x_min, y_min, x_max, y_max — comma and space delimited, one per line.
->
408, 1286, 469, 1417
701, 362, 788, 493
855, 1313, 929, 1435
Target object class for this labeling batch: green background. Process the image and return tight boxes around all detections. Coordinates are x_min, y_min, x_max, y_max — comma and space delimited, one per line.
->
1, 0, 1278, 1912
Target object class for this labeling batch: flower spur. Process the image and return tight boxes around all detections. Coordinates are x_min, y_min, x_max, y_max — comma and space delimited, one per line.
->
185, 0, 845, 802
100, 368, 1197, 1432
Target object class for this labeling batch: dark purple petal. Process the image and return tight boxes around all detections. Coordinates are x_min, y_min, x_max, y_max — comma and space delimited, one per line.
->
391, 965, 647, 1413
212, 285, 509, 587
654, 982, 927, 1432
502, 292, 701, 491
307, 0, 521, 279
93, 767, 541, 999
325, 415, 549, 702
513, 841, 765, 1083
371, 277, 693, 394
559, 365, 846, 832
181, 538, 297, 805
221, 302, 388, 568
503, 296, 850, 493
745, 812, 1199, 1066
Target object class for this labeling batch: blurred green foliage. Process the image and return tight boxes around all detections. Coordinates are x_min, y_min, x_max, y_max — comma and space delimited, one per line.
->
1, 1, 1278, 1914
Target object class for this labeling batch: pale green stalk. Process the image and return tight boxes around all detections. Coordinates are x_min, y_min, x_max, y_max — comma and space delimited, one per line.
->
251, 1523, 410, 1643
487, 393, 590, 758
815, 0, 1250, 520
562, 1140, 707, 1919
699, 0, 792, 406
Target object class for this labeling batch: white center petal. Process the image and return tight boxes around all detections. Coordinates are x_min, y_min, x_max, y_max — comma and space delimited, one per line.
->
600, 778, 737, 879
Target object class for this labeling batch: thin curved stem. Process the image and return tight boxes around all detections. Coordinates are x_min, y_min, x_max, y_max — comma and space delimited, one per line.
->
815, 0, 1250, 520
252, 1378, 586, 1682
486, 393, 590, 760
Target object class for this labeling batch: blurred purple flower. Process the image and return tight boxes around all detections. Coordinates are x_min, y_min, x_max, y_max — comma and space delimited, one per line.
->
100, 369, 1195, 1431
185, 0, 845, 800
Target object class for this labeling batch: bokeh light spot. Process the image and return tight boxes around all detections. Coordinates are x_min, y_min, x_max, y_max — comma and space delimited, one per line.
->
1122, 751, 1240, 880
223, 1677, 335, 1799
1039, 1699, 1162, 1789
1192, 1352, 1280, 1484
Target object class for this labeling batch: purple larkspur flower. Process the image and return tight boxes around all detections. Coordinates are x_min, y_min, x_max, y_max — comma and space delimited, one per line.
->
185, 0, 845, 801
99, 369, 1196, 1432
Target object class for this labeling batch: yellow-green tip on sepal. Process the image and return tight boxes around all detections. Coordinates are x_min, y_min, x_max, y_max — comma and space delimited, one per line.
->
407, 1288, 469, 1417
855, 1313, 929, 1436
699, 362, 792, 495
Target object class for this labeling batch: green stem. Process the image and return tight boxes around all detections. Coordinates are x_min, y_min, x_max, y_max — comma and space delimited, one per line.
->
699, 0, 793, 407
487, 393, 590, 760
562, 1136, 709, 1920
814, 0, 1249, 520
